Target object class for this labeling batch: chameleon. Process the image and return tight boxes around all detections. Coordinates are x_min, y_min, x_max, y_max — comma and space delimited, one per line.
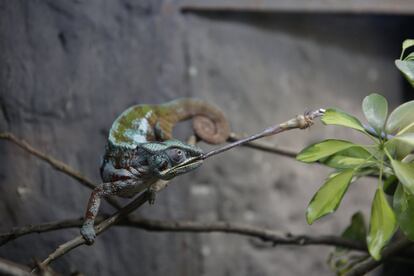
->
80, 98, 230, 244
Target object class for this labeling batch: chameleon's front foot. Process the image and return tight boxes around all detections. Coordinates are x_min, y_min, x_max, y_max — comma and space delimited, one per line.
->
80, 222, 96, 245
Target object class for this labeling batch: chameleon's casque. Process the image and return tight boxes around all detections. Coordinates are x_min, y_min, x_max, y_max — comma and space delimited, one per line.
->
80, 98, 229, 244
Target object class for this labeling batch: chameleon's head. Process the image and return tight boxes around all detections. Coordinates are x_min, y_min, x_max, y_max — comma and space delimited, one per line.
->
141, 140, 204, 180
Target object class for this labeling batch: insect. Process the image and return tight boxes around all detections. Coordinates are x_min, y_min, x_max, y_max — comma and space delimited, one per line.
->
80, 98, 230, 244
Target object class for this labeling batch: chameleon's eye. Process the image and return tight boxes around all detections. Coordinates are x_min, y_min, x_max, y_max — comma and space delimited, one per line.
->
167, 148, 185, 163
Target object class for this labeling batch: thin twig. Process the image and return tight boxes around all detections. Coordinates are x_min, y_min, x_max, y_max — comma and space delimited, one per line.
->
1, 216, 366, 252
0, 132, 122, 209
39, 191, 151, 267
0, 257, 31, 276
6, 215, 414, 274
0, 133, 94, 189
125, 218, 366, 250
0, 217, 105, 246
345, 238, 413, 276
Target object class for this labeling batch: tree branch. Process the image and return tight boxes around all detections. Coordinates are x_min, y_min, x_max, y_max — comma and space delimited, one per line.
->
0, 132, 94, 189
1, 216, 367, 252
345, 238, 413, 276
0, 132, 122, 209
125, 218, 367, 250
36, 144, 175, 267
38, 191, 152, 267
0, 257, 31, 276
7, 214, 414, 274
0, 217, 101, 246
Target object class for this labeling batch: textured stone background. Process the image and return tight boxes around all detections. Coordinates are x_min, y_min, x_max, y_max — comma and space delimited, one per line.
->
1, 1, 413, 275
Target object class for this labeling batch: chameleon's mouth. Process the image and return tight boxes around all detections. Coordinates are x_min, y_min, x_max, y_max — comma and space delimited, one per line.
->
159, 156, 203, 178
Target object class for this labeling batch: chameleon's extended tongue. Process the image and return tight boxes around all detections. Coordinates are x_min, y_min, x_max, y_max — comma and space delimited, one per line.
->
200, 108, 326, 161
201, 126, 280, 160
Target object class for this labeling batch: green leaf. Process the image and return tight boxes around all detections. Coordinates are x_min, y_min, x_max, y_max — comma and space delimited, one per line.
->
402, 39, 414, 58
362, 93, 388, 135
386, 100, 414, 134
322, 109, 367, 133
386, 136, 414, 160
333, 211, 366, 258
336, 147, 372, 159
388, 133, 414, 159
395, 60, 414, 88
367, 188, 397, 260
341, 212, 367, 243
406, 52, 414, 61
392, 133, 414, 147
390, 159, 414, 195
324, 156, 375, 169
318, 145, 373, 169
297, 140, 358, 163
306, 169, 354, 224
328, 212, 367, 274
402, 154, 414, 163
393, 184, 414, 240
384, 175, 398, 195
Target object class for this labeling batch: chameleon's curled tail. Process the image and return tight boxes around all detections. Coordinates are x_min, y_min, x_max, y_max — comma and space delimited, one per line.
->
166, 98, 230, 144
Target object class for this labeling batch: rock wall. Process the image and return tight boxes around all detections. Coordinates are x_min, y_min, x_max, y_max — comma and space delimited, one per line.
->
1, 1, 413, 275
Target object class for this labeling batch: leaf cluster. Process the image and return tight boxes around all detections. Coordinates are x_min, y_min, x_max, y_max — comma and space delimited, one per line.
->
297, 39, 414, 263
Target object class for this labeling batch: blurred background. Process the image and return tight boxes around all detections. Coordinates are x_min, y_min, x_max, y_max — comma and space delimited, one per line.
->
1, 0, 414, 275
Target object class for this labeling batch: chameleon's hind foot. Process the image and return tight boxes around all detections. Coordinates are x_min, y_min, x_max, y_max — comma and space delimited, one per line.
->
80, 223, 96, 245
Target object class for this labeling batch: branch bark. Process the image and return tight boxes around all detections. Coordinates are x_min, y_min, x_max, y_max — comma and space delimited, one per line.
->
125, 218, 367, 250
38, 191, 152, 267
1, 216, 367, 252
6, 213, 414, 275
0, 132, 95, 189
0, 217, 102, 246
0, 257, 31, 276
0, 132, 122, 209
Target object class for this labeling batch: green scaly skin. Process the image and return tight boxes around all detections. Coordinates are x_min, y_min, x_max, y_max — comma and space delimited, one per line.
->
80, 98, 229, 244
